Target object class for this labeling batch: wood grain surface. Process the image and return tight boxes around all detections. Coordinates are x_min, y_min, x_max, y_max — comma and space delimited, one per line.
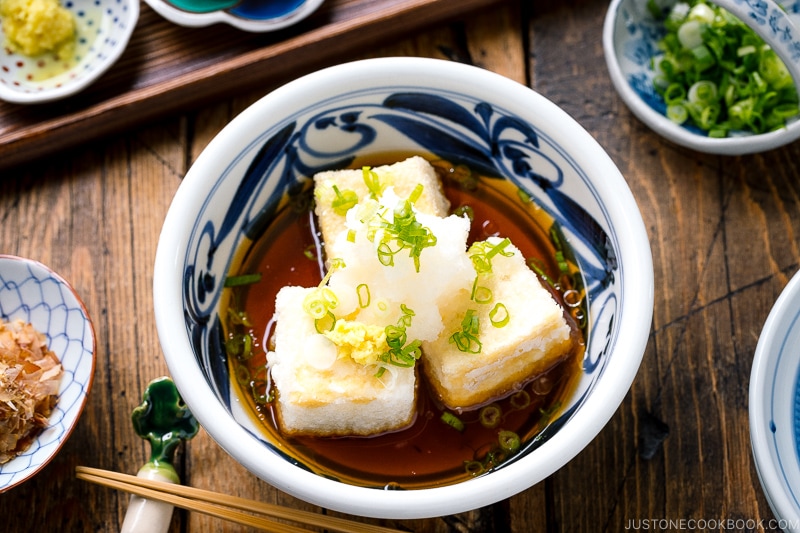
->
0, 0, 795, 531
0, 0, 503, 171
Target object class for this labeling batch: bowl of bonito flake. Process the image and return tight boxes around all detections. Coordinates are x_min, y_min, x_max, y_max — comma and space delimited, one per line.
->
0, 255, 95, 492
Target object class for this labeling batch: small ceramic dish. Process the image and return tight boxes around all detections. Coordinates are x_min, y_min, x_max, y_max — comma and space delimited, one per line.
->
603, 0, 800, 155
0, 255, 96, 492
0, 0, 139, 104
142, 0, 323, 32
750, 270, 800, 528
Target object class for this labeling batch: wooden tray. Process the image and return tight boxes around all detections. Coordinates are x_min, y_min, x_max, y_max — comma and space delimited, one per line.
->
0, 0, 504, 170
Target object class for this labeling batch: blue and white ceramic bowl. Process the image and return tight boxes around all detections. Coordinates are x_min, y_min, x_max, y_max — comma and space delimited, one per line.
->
143, 0, 323, 32
750, 270, 800, 529
153, 57, 654, 519
0, 0, 138, 104
0, 255, 95, 492
603, 0, 800, 154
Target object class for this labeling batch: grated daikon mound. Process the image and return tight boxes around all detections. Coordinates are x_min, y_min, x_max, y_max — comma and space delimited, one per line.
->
327, 189, 474, 342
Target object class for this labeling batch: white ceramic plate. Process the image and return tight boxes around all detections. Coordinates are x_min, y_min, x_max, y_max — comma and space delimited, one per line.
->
751, 270, 800, 530
0, 255, 96, 492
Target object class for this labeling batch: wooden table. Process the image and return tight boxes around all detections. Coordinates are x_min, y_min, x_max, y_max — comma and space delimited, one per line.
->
0, 0, 791, 530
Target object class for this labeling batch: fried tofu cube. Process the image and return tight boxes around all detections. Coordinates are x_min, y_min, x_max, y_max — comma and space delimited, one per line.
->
268, 286, 417, 437
421, 238, 575, 410
313, 156, 450, 260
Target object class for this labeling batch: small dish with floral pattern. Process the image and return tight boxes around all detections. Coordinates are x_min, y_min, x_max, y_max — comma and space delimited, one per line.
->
0, 0, 138, 104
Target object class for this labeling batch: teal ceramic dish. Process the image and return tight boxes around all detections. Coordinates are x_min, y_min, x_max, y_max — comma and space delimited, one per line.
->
143, 0, 324, 32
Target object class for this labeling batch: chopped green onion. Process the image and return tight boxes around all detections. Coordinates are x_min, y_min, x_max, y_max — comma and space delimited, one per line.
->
448, 164, 478, 190
690, 45, 715, 72
470, 238, 512, 274
677, 19, 704, 50
498, 430, 521, 453
510, 390, 531, 410
667, 104, 689, 124
361, 167, 384, 199
663, 83, 686, 105
737, 45, 756, 58
650, 0, 799, 136
407, 183, 423, 204
479, 404, 502, 428
225, 333, 254, 360
555, 250, 569, 274
235, 364, 251, 387
441, 411, 465, 432
453, 204, 474, 221
464, 460, 485, 476
314, 311, 336, 334
378, 305, 422, 368
527, 257, 556, 287
449, 309, 482, 354
470, 277, 493, 304
361, 192, 437, 273
687, 80, 717, 104
489, 303, 510, 328
227, 308, 252, 327
331, 185, 358, 216
224, 273, 262, 287
356, 283, 370, 308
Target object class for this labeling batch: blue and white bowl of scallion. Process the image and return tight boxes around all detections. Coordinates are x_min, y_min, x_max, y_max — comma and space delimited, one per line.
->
603, 0, 800, 154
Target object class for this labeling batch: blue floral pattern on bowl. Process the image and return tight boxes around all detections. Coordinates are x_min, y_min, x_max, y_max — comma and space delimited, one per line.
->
179, 85, 624, 483
0, 255, 95, 492
0, 0, 138, 103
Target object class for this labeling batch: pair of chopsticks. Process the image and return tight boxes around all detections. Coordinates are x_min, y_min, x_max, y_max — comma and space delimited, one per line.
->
75, 466, 404, 533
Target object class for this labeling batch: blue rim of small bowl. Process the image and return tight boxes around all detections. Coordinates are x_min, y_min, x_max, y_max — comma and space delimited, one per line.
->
142, 0, 324, 32
750, 270, 800, 527
603, 0, 800, 155
0, 0, 139, 104
0, 255, 96, 492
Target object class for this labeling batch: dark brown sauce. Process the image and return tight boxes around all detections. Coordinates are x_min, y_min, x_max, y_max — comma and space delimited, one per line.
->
223, 157, 586, 489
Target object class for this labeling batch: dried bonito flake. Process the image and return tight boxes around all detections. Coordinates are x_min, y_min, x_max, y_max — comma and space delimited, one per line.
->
0, 319, 62, 464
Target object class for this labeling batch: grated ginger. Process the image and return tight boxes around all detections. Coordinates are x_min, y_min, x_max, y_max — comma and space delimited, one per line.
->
0, 319, 62, 464
0, 0, 75, 60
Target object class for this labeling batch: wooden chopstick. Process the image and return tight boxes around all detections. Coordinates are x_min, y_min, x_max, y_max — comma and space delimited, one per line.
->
75, 466, 404, 533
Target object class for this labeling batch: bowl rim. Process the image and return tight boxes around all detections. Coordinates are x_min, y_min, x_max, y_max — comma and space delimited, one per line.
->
0, 0, 140, 104
0, 254, 96, 492
750, 269, 800, 525
602, 0, 800, 155
154, 56, 654, 518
